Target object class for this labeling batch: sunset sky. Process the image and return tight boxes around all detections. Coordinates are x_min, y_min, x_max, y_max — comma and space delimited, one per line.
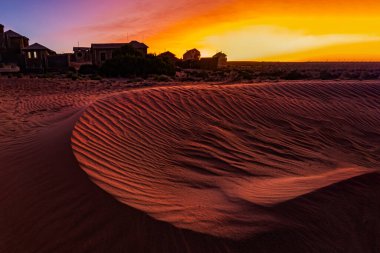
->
3, 0, 380, 61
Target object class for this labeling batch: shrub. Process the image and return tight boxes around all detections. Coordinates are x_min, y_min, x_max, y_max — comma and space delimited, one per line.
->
192, 71, 209, 79
66, 72, 78, 80
79, 64, 98, 75
178, 60, 201, 69
68, 66, 77, 72
319, 70, 340, 80
154, 75, 172, 82
239, 70, 254, 80
90, 74, 102, 81
359, 71, 379, 80
100, 53, 176, 77
283, 70, 306, 80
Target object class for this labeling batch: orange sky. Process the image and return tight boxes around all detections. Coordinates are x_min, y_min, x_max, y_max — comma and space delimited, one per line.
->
4, 0, 380, 61
144, 0, 380, 61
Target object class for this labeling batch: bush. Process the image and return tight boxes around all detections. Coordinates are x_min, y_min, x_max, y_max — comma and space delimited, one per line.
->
359, 71, 379, 80
239, 70, 254, 80
319, 70, 340, 80
79, 64, 98, 75
100, 50, 176, 78
178, 60, 201, 69
68, 66, 77, 73
153, 75, 172, 82
66, 72, 78, 80
90, 74, 102, 81
192, 71, 209, 79
283, 70, 307, 80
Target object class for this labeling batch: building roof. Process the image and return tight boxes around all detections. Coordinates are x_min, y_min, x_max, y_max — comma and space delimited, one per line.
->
91, 43, 128, 49
73, 47, 91, 50
158, 51, 176, 57
23, 43, 55, 53
92, 41, 148, 50
185, 48, 200, 54
183, 49, 201, 58
5, 30, 29, 39
213, 52, 227, 58
129, 40, 149, 49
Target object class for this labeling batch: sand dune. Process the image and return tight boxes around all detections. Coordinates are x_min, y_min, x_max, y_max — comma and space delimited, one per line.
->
2, 79, 380, 252
72, 82, 380, 240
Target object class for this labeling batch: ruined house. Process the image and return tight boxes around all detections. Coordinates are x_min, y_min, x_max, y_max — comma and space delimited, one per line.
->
0, 24, 29, 64
91, 41, 148, 66
0, 24, 5, 62
22, 43, 56, 72
199, 52, 228, 70
128, 40, 149, 55
213, 52, 227, 68
158, 51, 179, 64
183, 49, 201, 61
72, 47, 92, 63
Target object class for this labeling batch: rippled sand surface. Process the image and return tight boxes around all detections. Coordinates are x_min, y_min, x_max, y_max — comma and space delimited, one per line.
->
2, 79, 380, 252
72, 82, 380, 240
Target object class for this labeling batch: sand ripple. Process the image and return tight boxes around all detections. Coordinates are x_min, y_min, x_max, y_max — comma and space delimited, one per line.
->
71, 82, 380, 239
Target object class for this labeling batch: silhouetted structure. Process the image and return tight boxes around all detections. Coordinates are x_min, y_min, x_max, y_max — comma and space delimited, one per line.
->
23, 43, 56, 72
0, 24, 29, 65
199, 58, 218, 70
183, 49, 201, 61
128, 40, 149, 55
199, 52, 228, 70
213, 52, 227, 68
158, 51, 179, 64
0, 24, 5, 62
92, 43, 127, 66
47, 54, 71, 72
72, 47, 91, 63
91, 41, 148, 66
70, 47, 92, 70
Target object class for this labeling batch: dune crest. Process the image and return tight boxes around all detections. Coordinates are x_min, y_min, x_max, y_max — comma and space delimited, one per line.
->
222, 167, 376, 207
71, 83, 380, 239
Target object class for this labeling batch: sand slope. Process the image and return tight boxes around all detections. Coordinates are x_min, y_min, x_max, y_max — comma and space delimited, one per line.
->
72, 82, 380, 241
2, 79, 380, 252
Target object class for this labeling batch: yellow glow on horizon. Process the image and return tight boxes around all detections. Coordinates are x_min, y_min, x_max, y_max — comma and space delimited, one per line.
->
145, 2, 380, 61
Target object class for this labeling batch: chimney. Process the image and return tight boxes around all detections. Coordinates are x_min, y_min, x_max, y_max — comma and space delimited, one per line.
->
0, 24, 4, 34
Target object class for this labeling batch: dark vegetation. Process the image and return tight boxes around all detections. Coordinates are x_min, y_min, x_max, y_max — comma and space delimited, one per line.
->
4, 59, 380, 82
99, 45, 176, 78
215, 62, 380, 82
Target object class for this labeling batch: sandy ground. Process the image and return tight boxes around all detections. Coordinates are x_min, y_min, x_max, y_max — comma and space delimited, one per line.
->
1, 77, 380, 252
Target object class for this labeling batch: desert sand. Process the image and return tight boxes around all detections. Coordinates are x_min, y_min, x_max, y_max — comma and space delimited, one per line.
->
1, 77, 380, 252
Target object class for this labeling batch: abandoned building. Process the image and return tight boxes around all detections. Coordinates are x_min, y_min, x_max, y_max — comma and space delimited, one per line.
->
199, 52, 228, 70
2, 23, 226, 73
128, 40, 149, 55
183, 48, 201, 61
47, 54, 71, 72
22, 43, 56, 71
158, 51, 179, 64
23, 43, 72, 72
0, 24, 29, 65
70, 47, 92, 70
72, 47, 92, 63
213, 52, 228, 68
91, 41, 148, 66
